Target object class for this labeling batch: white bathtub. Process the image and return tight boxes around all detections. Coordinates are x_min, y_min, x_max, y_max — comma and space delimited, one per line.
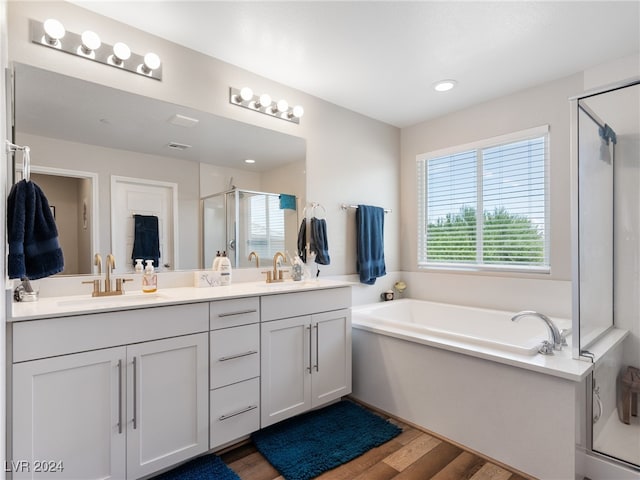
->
351, 298, 571, 356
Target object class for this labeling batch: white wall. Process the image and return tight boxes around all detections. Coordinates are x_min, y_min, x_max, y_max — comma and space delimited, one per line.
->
400, 73, 584, 315
7, 1, 401, 279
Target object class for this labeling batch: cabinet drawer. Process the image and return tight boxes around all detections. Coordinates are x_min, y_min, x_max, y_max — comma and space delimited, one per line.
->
261, 287, 351, 322
210, 297, 260, 329
210, 378, 260, 449
13, 303, 209, 363
210, 324, 260, 388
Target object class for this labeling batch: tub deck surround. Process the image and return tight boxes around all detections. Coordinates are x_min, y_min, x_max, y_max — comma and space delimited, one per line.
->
8, 279, 354, 321
352, 299, 629, 382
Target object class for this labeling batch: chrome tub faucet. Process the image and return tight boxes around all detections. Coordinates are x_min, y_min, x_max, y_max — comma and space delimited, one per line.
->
511, 310, 568, 355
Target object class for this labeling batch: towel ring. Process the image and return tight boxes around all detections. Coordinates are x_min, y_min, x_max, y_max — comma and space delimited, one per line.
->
22, 147, 31, 182
303, 202, 326, 218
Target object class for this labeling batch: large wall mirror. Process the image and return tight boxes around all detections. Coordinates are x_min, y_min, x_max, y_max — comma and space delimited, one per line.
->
11, 63, 306, 275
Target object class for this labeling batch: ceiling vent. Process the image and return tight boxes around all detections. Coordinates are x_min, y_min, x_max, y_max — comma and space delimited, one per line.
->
167, 142, 192, 151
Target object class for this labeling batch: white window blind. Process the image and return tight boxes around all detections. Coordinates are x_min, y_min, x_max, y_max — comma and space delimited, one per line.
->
417, 126, 550, 272
246, 194, 285, 258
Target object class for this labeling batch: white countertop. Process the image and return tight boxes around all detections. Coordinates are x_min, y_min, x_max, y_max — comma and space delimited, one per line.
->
9, 279, 353, 322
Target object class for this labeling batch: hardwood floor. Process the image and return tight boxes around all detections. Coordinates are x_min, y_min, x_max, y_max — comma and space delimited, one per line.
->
220, 410, 534, 480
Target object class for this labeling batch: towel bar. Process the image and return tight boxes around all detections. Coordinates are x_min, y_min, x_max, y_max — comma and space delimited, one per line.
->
341, 203, 391, 214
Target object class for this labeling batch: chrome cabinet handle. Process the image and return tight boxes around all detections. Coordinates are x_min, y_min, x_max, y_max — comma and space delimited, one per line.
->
218, 405, 258, 421
117, 359, 123, 434
218, 350, 258, 362
132, 357, 137, 430
217, 309, 257, 318
306, 325, 312, 373
314, 323, 319, 372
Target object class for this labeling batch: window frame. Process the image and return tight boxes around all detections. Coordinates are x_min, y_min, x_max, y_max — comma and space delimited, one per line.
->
417, 125, 550, 274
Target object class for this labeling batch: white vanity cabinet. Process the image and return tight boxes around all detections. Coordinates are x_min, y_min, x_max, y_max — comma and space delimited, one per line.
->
10, 303, 209, 480
209, 297, 261, 449
260, 288, 352, 427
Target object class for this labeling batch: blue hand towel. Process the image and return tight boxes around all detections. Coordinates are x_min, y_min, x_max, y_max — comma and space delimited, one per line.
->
310, 217, 330, 265
7, 179, 64, 279
131, 214, 160, 268
279, 193, 297, 210
356, 204, 386, 285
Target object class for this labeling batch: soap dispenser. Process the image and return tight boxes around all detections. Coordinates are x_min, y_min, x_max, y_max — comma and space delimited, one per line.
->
142, 260, 157, 293
134, 258, 144, 274
212, 251, 222, 271
219, 251, 232, 286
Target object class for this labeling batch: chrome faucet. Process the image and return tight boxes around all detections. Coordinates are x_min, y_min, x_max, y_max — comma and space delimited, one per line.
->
511, 310, 567, 355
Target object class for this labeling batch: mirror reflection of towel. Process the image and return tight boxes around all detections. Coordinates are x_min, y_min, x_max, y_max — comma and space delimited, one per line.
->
310, 217, 330, 265
7, 179, 64, 279
132, 214, 160, 267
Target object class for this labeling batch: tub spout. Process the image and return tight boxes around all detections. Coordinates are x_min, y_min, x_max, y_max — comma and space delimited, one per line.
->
511, 310, 567, 355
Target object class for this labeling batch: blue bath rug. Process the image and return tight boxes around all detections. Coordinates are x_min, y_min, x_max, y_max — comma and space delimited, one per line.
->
252, 400, 402, 480
151, 454, 239, 480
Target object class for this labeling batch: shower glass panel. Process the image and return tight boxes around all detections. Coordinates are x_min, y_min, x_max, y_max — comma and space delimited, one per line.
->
576, 81, 640, 469
202, 189, 296, 269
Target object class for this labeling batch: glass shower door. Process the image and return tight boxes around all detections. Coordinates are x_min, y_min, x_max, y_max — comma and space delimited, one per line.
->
576, 81, 640, 469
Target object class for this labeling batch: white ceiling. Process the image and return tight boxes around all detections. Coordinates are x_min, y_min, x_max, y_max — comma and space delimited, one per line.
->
71, 1, 639, 128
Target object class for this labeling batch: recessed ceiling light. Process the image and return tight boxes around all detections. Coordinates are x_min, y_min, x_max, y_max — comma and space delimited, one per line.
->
433, 79, 457, 92
244, 159, 256, 164
169, 114, 199, 128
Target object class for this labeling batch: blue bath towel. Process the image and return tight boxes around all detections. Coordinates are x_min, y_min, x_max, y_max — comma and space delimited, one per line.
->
310, 217, 330, 265
279, 193, 297, 210
356, 204, 386, 285
7, 179, 64, 279
131, 214, 160, 268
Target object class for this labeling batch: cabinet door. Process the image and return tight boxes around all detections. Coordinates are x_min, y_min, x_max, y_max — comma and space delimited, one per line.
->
12, 347, 126, 480
261, 316, 312, 427
311, 309, 352, 408
126, 333, 208, 479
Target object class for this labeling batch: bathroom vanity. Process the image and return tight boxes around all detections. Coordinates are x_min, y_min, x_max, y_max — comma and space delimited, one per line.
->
7, 281, 352, 480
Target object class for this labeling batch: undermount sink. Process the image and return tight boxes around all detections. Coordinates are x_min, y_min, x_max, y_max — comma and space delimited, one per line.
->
57, 292, 167, 308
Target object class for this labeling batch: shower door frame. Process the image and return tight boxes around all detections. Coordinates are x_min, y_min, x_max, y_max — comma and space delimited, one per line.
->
570, 77, 640, 473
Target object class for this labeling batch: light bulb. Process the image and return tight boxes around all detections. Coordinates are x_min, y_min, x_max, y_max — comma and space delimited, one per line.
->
239, 87, 254, 102
112, 42, 131, 65
79, 30, 101, 55
291, 105, 304, 118
139, 52, 161, 74
258, 93, 272, 109
43, 19, 65, 46
276, 99, 289, 113
433, 79, 457, 92
143, 52, 161, 70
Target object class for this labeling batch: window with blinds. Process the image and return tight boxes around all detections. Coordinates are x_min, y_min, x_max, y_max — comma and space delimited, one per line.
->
417, 126, 550, 272
246, 194, 285, 259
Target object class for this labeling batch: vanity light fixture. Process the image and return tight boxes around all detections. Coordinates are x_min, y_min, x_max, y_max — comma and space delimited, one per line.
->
29, 18, 162, 81
43, 18, 65, 47
110, 42, 131, 66
138, 52, 161, 75
78, 30, 101, 58
244, 159, 256, 164
229, 86, 304, 125
433, 79, 457, 92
